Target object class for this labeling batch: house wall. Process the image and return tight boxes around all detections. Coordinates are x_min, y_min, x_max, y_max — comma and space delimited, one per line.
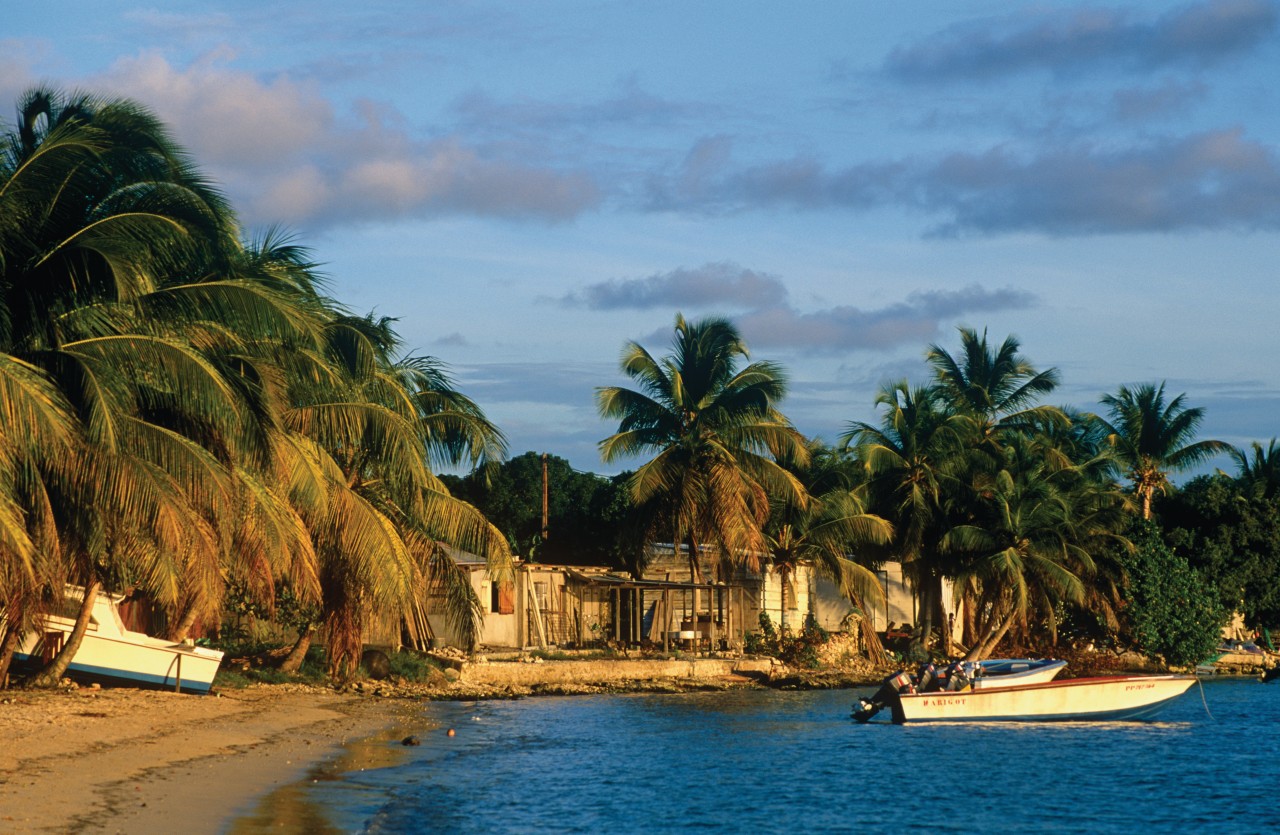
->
417, 551, 956, 652
810, 573, 860, 632
753, 568, 808, 632
868, 563, 917, 633
855, 563, 960, 642
423, 564, 522, 650
423, 564, 617, 651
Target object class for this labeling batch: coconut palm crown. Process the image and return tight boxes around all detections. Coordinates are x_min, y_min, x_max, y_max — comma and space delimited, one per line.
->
1098, 382, 1230, 519
596, 314, 808, 575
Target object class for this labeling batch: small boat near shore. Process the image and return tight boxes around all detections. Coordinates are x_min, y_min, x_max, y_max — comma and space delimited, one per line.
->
970, 658, 1067, 689
11, 588, 224, 694
854, 673, 1196, 724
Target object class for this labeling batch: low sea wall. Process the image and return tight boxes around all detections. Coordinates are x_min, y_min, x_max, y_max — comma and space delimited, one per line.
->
458, 657, 778, 688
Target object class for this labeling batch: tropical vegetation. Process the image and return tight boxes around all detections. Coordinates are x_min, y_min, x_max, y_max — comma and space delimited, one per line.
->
595, 314, 810, 580
0, 86, 510, 685
2, 85, 1274, 687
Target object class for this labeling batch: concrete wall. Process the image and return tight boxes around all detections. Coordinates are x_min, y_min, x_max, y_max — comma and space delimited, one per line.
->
459, 657, 767, 687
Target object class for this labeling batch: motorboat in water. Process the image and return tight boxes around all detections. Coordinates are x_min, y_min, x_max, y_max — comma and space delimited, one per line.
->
11, 588, 224, 694
854, 671, 1196, 724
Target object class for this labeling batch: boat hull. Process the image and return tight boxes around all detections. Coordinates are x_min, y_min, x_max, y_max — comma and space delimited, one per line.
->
11, 592, 224, 694
13, 639, 222, 695
971, 659, 1067, 689
892, 675, 1196, 723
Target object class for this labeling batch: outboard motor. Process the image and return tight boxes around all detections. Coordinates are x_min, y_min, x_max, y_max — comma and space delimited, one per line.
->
853, 670, 914, 723
944, 661, 971, 692
917, 662, 942, 693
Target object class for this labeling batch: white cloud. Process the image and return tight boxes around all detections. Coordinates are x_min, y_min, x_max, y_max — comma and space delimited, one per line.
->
91, 52, 602, 231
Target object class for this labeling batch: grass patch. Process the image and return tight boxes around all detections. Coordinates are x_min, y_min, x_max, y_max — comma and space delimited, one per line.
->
383, 650, 437, 681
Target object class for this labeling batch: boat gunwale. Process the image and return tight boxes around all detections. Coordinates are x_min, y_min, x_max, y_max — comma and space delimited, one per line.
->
903, 672, 1193, 700
27, 620, 225, 659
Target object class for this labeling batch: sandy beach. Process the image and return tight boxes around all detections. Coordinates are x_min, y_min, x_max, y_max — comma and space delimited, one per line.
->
0, 685, 421, 834
0, 655, 876, 833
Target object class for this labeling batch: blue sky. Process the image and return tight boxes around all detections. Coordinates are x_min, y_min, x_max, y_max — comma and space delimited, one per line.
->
6, 1, 1279, 475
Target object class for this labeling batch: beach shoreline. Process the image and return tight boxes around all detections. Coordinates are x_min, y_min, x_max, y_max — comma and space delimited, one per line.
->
0, 658, 861, 833
0, 684, 422, 834
0, 649, 1178, 833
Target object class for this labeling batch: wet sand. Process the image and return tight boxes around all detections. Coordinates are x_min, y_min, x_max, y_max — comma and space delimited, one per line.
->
0, 685, 420, 834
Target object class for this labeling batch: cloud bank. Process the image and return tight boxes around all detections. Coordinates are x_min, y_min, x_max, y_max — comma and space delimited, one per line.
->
9, 1, 1278, 241
645, 130, 1280, 236
884, 0, 1278, 81
571, 263, 1035, 354
565, 262, 788, 310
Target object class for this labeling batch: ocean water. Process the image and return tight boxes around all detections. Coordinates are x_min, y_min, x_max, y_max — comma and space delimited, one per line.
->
230, 678, 1278, 834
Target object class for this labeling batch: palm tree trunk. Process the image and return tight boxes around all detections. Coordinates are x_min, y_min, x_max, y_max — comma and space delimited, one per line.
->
686, 537, 702, 651
911, 571, 935, 661
326, 593, 362, 681
933, 575, 950, 656
962, 585, 977, 648
0, 622, 19, 687
778, 566, 789, 634
279, 627, 314, 673
860, 611, 890, 666
32, 579, 102, 688
965, 602, 1017, 661
979, 610, 1017, 659
166, 601, 201, 642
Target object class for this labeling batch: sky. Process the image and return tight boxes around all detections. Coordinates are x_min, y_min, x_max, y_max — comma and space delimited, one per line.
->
5, 1, 1279, 476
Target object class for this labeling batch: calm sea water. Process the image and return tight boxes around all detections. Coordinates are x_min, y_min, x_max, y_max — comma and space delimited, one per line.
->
231, 678, 1278, 834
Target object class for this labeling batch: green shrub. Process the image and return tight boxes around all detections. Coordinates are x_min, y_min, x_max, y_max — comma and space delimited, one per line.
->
1122, 522, 1227, 667
744, 612, 830, 669
385, 650, 443, 682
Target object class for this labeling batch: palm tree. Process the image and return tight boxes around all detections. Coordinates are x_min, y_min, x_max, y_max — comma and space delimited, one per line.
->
942, 439, 1103, 660
0, 357, 74, 682
1, 87, 253, 686
842, 381, 961, 658
763, 442, 892, 662
926, 327, 1065, 461
1230, 439, 1280, 500
1098, 383, 1230, 519
281, 312, 511, 678
2, 87, 510, 686
597, 314, 808, 644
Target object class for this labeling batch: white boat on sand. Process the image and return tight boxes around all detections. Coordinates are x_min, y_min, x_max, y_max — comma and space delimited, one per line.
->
12, 589, 224, 694
854, 673, 1196, 724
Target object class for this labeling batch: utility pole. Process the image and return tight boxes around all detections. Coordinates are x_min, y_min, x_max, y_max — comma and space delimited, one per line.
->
541, 452, 549, 542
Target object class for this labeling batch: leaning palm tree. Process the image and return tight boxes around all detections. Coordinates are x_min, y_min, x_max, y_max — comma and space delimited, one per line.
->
1, 87, 253, 685
0, 359, 73, 682
1097, 383, 1230, 519
282, 312, 511, 678
597, 315, 808, 580
943, 465, 1090, 661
